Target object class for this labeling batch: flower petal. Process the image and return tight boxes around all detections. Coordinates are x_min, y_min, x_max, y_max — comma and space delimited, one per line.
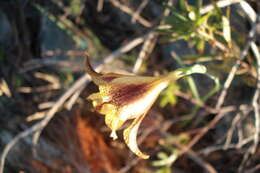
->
87, 93, 103, 106
85, 53, 130, 85
123, 113, 149, 159
104, 105, 125, 140
85, 53, 104, 85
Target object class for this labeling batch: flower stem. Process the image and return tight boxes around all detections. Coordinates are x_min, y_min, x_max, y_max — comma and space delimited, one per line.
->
168, 64, 207, 80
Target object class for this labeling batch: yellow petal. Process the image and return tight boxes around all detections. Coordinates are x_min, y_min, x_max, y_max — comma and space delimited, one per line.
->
100, 103, 115, 115
103, 104, 125, 140
87, 93, 103, 107
123, 113, 149, 159
87, 91, 111, 112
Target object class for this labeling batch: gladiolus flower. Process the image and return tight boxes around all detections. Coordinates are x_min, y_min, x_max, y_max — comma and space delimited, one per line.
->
85, 53, 206, 159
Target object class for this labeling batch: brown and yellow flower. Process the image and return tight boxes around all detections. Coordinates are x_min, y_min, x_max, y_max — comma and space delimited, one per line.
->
85, 53, 206, 159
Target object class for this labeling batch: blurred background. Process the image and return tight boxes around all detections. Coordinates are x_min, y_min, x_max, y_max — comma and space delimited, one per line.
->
0, 0, 259, 173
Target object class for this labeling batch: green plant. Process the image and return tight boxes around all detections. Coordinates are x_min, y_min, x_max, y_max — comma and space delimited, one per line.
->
159, 0, 231, 53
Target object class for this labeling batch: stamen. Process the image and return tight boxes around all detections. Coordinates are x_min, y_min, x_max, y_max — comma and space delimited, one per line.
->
110, 131, 118, 140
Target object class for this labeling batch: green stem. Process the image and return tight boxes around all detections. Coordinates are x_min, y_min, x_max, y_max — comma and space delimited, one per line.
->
170, 54, 204, 102
168, 64, 207, 80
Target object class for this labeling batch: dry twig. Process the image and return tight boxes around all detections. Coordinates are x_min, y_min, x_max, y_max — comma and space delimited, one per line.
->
200, 0, 243, 14
133, 29, 157, 73
109, 0, 152, 27
215, 14, 259, 110
178, 105, 248, 156
199, 135, 255, 155
133, 0, 173, 73
0, 79, 11, 97
97, 0, 104, 12
131, 0, 149, 24
251, 41, 260, 153
174, 90, 217, 113
245, 164, 260, 173
223, 112, 242, 148
172, 141, 218, 173
65, 85, 85, 110
239, 1, 260, 155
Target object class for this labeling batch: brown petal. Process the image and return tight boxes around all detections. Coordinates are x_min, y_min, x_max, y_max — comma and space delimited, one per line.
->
85, 53, 132, 85
109, 83, 152, 107
85, 53, 102, 78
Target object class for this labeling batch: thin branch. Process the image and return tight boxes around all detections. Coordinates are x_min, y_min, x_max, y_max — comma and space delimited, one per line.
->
0, 79, 11, 97
245, 164, 260, 173
173, 90, 217, 113
224, 112, 241, 149
119, 157, 142, 173
132, 0, 173, 73
65, 84, 85, 110
251, 41, 260, 153
180, 104, 255, 165
240, 2, 260, 154
181, 111, 228, 154
196, 29, 229, 52
173, 141, 218, 173
31, 74, 89, 145
131, 0, 149, 24
238, 151, 251, 173
233, 3, 260, 170
239, 1, 257, 23
133, 31, 157, 73
198, 135, 255, 155
178, 105, 247, 156
200, 0, 243, 14
215, 14, 259, 110
97, 0, 104, 12
0, 124, 41, 173
26, 111, 46, 122
109, 0, 152, 27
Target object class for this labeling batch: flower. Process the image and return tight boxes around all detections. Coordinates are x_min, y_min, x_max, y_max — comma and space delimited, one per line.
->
85, 53, 206, 159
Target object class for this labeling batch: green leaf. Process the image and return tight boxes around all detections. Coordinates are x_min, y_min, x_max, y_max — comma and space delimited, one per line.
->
195, 0, 203, 17
196, 38, 205, 53
156, 166, 171, 173
202, 74, 220, 101
171, 11, 189, 22
159, 83, 179, 107
222, 15, 231, 47
182, 54, 217, 63
179, 0, 187, 11
160, 97, 170, 107
196, 12, 211, 25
